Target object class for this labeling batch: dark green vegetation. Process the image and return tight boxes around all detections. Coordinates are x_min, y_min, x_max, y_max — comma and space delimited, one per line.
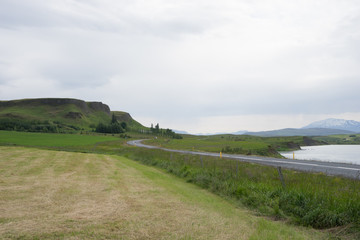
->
0, 98, 145, 133
149, 123, 183, 139
94, 113, 128, 134
145, 134, 324, 158
1, 130, 359, 239
314, 134, 360, 145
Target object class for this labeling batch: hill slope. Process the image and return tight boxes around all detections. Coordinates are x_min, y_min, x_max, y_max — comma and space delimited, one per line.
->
0, 98, 144, 132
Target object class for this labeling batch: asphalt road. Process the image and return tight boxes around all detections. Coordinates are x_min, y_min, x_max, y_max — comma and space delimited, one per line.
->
128, 139, 360, 179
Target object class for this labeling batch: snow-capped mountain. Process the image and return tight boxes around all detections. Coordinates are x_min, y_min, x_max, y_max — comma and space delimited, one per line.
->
302, 118, 360, 133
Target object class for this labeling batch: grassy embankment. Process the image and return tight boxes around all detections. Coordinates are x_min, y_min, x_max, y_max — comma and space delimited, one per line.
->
1, 131, 360, 239
0, 148, 324, 239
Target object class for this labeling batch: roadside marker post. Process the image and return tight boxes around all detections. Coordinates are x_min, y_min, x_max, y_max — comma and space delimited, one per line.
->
293, 152, 295, 160
220, 152, 222, 159
236, 161, 239, 178
277, 167, 286, 189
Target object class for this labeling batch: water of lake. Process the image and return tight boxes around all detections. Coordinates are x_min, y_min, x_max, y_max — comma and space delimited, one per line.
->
280, 145, 360, 165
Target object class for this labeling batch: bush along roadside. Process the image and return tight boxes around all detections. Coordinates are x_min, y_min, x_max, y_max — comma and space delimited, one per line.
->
114, 146, 360, 237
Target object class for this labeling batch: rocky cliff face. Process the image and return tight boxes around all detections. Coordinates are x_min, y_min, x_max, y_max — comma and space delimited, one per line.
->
87, 101, 111, 115
112, 111, 133, 122
0, 98, 111, 116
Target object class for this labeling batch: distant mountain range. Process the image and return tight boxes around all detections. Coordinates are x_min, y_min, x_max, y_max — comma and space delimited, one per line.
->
302, 118, 360, 133
241, 118, 360, 137
173, 130, 190, 134
174, 130, 248, 136
243, 128, 354, 137
175, 119, 360, 137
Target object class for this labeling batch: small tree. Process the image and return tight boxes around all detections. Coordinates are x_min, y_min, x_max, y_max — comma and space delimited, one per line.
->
155, 123, 160, 133
111, 113, 118, 124
120, 122, 127, 130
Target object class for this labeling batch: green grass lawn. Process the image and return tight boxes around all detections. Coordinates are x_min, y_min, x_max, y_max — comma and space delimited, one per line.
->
0, 130, 119, 147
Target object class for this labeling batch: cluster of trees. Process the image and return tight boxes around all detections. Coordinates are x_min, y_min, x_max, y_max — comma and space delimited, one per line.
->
95, 114, 127, 134
0, 118, 80, 133
150, 123, 183, 139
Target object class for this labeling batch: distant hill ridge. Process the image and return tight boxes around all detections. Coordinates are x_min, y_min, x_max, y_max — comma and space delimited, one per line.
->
238, 118, 360, 137
0, 98, 111, 115
244, 128, 354, 137
0, 98, 144, 132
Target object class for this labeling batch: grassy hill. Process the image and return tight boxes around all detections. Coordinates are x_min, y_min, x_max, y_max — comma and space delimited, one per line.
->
0, 98, 145, 132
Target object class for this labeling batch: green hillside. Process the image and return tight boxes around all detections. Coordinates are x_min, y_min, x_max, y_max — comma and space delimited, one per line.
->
0, 98, 145, 132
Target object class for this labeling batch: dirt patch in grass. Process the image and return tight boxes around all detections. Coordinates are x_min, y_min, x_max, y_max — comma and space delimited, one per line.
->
0, 146, 324, 239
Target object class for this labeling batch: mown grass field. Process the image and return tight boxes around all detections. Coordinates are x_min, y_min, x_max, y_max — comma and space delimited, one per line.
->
0, 146, 325, 239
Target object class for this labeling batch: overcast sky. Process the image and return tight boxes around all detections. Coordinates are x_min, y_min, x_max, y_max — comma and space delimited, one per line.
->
1, 0, 360, 133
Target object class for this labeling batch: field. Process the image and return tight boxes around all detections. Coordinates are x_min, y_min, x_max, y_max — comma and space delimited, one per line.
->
314, 134, 360, 145
1, 130, 360, 239
0, 146, 324, 239
0, 130, 119, 147
145, 134, 323, 157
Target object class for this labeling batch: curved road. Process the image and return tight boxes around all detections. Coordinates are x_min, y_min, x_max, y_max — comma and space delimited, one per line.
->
128, 139, 360, 179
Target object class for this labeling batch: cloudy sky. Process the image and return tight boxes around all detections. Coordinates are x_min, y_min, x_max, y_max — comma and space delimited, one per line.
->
1, 0, 360, 133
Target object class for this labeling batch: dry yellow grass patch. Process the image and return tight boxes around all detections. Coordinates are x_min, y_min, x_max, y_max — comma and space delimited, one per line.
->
0, 146, 324, 239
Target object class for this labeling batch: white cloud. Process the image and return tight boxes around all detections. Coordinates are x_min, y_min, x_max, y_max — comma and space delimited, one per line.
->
1, 0, 360, 132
